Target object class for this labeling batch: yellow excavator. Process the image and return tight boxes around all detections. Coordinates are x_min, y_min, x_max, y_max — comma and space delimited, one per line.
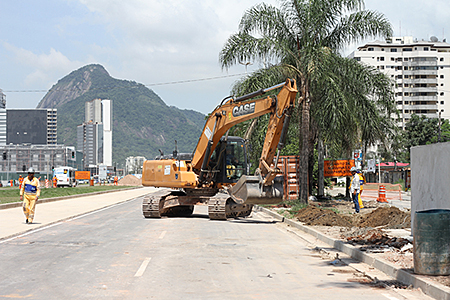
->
142, 79, 298, 220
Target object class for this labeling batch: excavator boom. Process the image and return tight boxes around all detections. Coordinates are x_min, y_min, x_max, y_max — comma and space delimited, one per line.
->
193, 79, 297, 183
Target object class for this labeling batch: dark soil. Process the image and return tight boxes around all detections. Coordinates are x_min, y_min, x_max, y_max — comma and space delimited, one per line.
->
294, 205, 352, 227
358, 206, 411, 229
293, 202, 411, 229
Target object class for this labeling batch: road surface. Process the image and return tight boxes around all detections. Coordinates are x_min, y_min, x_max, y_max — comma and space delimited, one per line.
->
0, 190, 429, 299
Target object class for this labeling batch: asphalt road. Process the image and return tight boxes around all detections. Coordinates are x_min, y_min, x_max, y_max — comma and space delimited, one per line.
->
0, 193, 428, 300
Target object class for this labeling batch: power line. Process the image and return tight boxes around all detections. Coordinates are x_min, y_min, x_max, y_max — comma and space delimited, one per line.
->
2, 73, 247, 93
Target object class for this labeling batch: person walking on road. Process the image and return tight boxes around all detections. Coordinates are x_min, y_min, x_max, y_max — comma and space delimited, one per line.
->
20, 167, 40, 224
18, 175, 24, 189
357, 169, 365, 209
350, 167, 360, 213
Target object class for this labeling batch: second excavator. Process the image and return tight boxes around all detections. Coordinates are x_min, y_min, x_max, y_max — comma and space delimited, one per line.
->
142, 78, 298, 220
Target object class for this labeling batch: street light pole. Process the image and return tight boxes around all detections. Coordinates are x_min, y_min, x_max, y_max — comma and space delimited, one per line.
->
378, 157, 381, 183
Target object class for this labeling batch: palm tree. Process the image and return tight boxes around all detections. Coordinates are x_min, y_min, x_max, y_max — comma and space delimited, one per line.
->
220, 0, 395, 203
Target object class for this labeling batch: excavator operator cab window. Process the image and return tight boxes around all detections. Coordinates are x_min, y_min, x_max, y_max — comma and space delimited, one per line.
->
209, 137, 247, 184
224, 140, 246, 182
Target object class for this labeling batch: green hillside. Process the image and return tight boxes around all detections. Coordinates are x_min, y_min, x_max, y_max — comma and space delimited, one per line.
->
37, 64, 206, 164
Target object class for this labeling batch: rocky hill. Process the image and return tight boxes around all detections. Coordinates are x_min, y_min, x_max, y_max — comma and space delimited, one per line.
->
37, 64, 206, 164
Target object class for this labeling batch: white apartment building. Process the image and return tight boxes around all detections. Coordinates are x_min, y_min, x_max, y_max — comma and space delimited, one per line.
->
349, 36, 450, 129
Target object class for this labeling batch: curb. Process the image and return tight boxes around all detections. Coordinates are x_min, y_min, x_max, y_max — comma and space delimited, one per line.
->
0, 186, 143, 210
255, 206, 450, 300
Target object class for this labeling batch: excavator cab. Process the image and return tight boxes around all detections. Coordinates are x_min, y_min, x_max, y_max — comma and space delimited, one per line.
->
208, 136, 248, 184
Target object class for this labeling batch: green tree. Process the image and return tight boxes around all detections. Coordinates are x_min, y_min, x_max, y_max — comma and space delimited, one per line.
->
220, 0, 395, 202
398, 114, 450, 161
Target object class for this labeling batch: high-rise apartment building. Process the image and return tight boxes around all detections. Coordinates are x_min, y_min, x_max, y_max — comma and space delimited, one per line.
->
77, 99, 112, 167
7, 109, 57, 145
349, 36, 450, 128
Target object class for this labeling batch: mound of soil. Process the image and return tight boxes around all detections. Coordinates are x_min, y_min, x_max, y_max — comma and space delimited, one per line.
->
294, 204, 410, 229
295, 205, 352, 227
358, 206, 410, 229
118, 175, 142, 186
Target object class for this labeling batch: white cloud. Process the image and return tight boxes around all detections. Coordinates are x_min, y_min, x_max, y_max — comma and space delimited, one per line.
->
3, 42, 83, 87
73, 0, 280, 113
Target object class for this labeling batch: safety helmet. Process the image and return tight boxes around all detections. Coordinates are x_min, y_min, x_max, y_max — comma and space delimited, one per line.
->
350, 167, 357, 172
27, 167, 35, 174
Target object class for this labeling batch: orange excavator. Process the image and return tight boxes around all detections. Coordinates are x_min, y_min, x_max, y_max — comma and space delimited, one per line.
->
142, 79, 298, 220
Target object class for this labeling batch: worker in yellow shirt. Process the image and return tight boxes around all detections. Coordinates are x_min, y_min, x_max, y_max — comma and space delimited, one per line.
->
357, 169, 366, 209
18, 175, 24, 189
20, 167, 40, 224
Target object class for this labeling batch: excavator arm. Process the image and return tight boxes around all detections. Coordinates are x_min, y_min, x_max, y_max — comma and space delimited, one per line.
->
192, 78, 298, 186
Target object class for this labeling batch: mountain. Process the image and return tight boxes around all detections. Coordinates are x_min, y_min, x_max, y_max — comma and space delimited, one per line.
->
37, 64, 206, 165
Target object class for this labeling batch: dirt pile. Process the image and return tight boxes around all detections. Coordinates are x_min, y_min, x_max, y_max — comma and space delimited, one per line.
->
358, 207, 410, 229
118, 175, 142, 186
295, 205, 352, 227
294, 204, 410, 229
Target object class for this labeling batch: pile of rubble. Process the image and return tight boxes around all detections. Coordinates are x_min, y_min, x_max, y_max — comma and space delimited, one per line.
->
341, 228, 412, 253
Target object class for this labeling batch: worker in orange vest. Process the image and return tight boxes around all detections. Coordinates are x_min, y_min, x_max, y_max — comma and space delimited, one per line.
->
18, 175, 24, 189
114, 176, 118, 186
52, 176, 57, 188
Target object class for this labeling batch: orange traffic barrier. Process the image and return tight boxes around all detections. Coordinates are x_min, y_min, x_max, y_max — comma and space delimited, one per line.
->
377, 185, 388, 203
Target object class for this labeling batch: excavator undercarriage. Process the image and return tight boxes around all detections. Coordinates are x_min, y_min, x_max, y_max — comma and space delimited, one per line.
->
142, 189, 254, 220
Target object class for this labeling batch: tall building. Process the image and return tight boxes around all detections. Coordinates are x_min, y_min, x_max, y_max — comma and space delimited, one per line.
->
102, 100, 112, 166
349, 36, 450, 128
85, 98, 102, 123
0, 89, 6, 146
77, 99, 112, 167
7, 109, 57, 145
77, 122, 103, 166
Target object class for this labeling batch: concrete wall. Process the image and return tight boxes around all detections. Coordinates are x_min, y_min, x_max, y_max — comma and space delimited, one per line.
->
411, 142, 450, 228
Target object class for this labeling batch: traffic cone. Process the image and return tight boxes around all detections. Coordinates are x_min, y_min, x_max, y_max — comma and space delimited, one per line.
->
377, 185, 388, 203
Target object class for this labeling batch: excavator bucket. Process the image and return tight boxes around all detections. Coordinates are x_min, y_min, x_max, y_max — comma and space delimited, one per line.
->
228, 174, 283, 205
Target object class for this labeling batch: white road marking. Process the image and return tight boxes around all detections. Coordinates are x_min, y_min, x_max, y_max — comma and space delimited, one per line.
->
382, 293, 399, 300
159, 231, 167, 239
134, 257, 152, 277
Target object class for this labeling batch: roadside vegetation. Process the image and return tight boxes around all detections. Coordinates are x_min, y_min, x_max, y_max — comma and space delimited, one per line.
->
0, 185, 134, 205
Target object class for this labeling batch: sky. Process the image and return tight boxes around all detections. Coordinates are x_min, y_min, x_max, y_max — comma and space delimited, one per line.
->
1, 0, 449, 114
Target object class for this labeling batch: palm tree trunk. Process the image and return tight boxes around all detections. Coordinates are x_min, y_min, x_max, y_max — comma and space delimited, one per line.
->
299, 80, 310, 203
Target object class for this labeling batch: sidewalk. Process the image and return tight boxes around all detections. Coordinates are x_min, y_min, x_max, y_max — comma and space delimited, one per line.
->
256, 206, 450, 300
0, 187, 156, 241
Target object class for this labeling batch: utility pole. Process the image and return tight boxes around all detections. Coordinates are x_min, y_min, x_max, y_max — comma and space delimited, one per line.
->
378, 157, 381, 184
317, 138, 324, 197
